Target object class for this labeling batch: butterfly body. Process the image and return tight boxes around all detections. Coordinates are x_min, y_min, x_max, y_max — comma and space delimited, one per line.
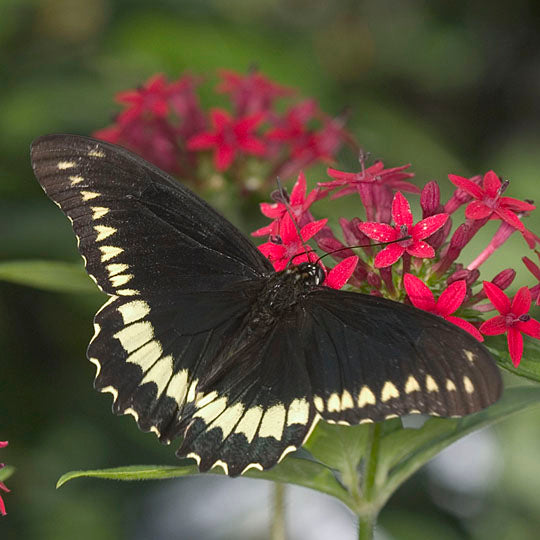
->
31, 134, 503, 477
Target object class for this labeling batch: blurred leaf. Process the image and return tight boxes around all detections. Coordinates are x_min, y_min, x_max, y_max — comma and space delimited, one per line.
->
57, 456, 353, 508
0, 260, 96, 293
487, 334, 540, 383
0, 465, 15, 483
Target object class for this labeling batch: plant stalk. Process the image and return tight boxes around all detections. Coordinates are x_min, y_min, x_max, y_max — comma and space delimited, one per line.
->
270, 482, 286, 540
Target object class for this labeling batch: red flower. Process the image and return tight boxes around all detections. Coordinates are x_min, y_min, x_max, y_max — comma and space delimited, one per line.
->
252, 172, 322, 237
187, 109, 267, 171
404, 275, 483, 341
217, 69, 294, 116
358, 192, 448, 268
523, 251, 540, 305
480, 282, 540, 366
0, 441, 9, 517
266, 100, 318, 143
258, 215, 327, 271
324, 256, 359, 289
448, 170, 535, 232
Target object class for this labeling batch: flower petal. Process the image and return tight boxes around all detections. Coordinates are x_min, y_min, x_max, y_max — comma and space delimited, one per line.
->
374, 243, 404, 267
403, 273, 436, 311
507, 327, 524, 367
251, 223, 274, 237
405, 240, 435, 259
445, 316, 484, 341
494, 206, 525, 231
480, 315, 507, 335
259, 202, 283, 219
516, 318, 540, 339
448, 174, 484, 199
511, 286, 531, 316
523, 256, 540, 281
482, 170, 501, 198
300, 218, 328, 241
392, 192, 413, 227
357, 222, 397, 242
290, 171, 307, 206
465, 200, 492, 220
482, 281, 511, 314
437, 280, 466, 316
324, 256, 359, 289
499, 196, 536, 212
411, 213, 448, 240
215, 144, 235, 171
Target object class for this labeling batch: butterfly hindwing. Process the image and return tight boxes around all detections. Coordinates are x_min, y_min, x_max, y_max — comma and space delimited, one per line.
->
302, 288, 502, 424
30, 134, 272, 297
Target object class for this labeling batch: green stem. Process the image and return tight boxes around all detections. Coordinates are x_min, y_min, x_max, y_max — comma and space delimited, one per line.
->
270, 482, 286, 540
358, 423, 382, 540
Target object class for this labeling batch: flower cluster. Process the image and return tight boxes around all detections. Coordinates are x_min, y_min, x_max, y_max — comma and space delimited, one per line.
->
0, 441, 9, 516
253, 164, 540, 367
95, 70, 351, 194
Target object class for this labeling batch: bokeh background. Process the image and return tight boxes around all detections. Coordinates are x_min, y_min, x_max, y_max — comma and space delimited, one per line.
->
2, 1, 540, 538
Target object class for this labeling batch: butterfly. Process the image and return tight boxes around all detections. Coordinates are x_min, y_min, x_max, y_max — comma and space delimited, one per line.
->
31, 134, 502, 477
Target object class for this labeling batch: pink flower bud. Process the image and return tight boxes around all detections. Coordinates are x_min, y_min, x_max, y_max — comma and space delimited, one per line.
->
421, 181, 442, 218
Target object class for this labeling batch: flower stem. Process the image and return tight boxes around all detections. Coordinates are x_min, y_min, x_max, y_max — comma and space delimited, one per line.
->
270, 482, 286, 540
358, 422, 382, 540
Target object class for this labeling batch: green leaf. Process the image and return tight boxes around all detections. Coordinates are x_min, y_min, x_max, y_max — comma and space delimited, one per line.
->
378, 386, 540, 508
0, 465, 15, 483
0, 260, 96, 293
57, 456, 354, 509
487, 335, 540, 383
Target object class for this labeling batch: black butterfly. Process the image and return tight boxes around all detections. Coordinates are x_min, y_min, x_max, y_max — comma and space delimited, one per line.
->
31, 134, 502, 477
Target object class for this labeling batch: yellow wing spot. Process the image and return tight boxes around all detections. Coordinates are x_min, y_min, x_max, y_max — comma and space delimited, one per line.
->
409, 409, 421, 414
114, 320, 155, 354
313, 395, 325, 412
425, 375, 439, 393
286, 398, 310, 426
107, 263, 129, 277
58, 161, 76, 169
385, 414, 399, 419
195, 391, 219, 409
116, 298, 147, 324
149, 426, 161, 437
464, 350, 476, 363
99, 245, 124, 262
211, 460, 229, 475
126, 340, 163, 371
211, 403, 245, 439
446, 379, 457, 391
100, 385, 119, 402
341, 390, 354, 410
89, 356, 101, 378
166, 369, 189, 402
94, 225, 116, 242
69, 175, 84, 185
259, 404, 286, 439
302, 416, 320, 444
141, 355, 174, 396
194, 396, 228, 423
116, 288, 140, 296
88, 148, 105, 158
187, 452, 201, 466
360, 418, 374, 424
235, 406, 263, 443
278, 445, 297, 462
381, 381, 399, 402
92, 206, 109, 220
241, 462, 263, 474
81, 190, 100, 201
463, 376, 474, 394
405, 375, 420, 394
124, 407, 140, 422
358, 385, 376, 407
110, 274, 133, 288
327, 393, 341, 412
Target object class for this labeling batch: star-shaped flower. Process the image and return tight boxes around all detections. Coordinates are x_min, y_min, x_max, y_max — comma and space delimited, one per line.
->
258, 215, 327, 271
251, 172, 323, 237
358, 192, 448, 268
187, 108, 267, 171
0, 441, 10, 517
404, 274, 483, 341
480, 282, 540, 366
448, 170, 535, 232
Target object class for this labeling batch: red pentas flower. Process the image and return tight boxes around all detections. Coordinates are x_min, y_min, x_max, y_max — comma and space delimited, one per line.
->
448, 170, 535, 232
187, 109, 267, 171
358, 191, 448, 268
404, 275, 483, 341
252, 172, 323, 237
523, 251, 540, 305
480, 282, 540, 366
258, 214, 327, 271
0, 441, 9, 517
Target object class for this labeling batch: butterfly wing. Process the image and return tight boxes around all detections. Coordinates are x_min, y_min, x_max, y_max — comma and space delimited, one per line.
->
30, 134, 272, 297
301, 288, 502, 424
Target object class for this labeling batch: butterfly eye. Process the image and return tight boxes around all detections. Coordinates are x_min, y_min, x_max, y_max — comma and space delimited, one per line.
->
314, 264, 326, 285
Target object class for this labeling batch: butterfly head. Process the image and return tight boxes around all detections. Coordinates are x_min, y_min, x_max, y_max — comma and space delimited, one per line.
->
294, 262, 326, 287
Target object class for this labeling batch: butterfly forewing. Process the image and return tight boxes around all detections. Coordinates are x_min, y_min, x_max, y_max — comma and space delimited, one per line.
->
31, 134, 502, 478
302, 289, 502, 424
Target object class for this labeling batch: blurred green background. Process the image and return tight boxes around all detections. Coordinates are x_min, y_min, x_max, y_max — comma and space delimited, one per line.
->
2, 1, 540, 538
